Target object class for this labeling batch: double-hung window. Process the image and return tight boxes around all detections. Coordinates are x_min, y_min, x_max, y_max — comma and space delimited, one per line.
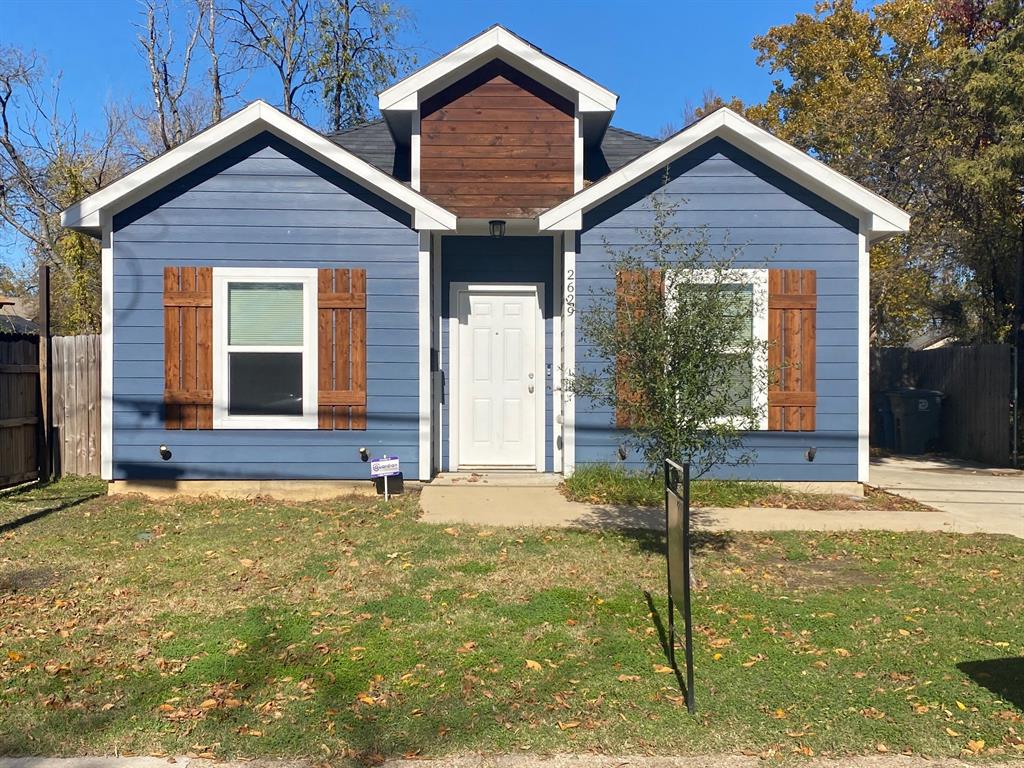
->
212, 268, 318, 429
666, 268, 770, 430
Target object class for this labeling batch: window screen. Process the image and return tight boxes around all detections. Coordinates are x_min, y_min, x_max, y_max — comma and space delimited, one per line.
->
227, 282, 305, 417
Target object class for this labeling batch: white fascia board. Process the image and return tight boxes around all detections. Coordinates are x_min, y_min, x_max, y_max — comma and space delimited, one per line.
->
538, 109, 911, 239
378, 26, 617, 114
61, 100, 456, 232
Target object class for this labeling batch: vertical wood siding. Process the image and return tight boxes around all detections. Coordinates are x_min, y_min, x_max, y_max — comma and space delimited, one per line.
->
420, 60, 574, 218
111, 132, 419, 480
575, 138, 861, 481
439, 236, 555, 471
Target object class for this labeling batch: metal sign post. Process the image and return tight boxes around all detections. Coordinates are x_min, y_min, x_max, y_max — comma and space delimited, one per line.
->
664, 458, 695, 713
370, 455, 401, 500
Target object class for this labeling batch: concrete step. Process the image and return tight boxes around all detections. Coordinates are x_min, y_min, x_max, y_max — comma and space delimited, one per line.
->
430, 471, 563, 487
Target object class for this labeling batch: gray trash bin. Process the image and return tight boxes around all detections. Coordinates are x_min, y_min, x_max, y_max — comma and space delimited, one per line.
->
886, 388, 943, 454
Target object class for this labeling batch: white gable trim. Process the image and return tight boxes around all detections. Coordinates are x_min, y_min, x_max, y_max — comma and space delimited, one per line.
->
60, 100, 457, 232
378, 26, 617, 114
537, 109, 910, 242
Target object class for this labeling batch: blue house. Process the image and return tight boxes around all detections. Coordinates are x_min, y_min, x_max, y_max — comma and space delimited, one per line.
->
62, 26, 909, 495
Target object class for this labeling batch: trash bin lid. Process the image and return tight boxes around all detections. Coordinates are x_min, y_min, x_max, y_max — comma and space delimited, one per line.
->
885, 388, 944, 398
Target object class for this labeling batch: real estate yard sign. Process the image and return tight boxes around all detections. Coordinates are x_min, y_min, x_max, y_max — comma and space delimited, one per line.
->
370, 455, 400, 500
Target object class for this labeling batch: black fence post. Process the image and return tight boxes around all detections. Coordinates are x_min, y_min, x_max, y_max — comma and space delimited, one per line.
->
37, 265, 52, 482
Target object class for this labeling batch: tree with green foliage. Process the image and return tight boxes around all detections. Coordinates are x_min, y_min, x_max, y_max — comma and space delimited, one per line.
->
566, 195, 769, 477
0, 47, 127, 334
747, 0, 1023, 346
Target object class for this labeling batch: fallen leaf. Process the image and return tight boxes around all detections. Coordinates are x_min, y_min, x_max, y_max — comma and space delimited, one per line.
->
617, 674, 641, 682
946, 728, 961, 737
967, 739, 985, 754
199, 699, 218, 710
557, 720, 580, 730
876, 743, 889, 753
239, 558, 254, 568
443, 527, 460, 537
525, 659, 542, 671
653, 664, 674, 674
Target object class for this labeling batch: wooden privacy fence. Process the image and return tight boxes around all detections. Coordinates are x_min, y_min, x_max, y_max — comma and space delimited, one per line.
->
51, 334, 101, 476
0, 333, 101, 487
871, 344, 1015, 466
0, 334, 40, 488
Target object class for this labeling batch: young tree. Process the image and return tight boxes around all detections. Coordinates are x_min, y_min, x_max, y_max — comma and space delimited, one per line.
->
566, 195, 769, 477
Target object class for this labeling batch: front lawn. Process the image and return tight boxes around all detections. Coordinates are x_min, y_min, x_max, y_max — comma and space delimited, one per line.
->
561, 463, 930, 510
0, 479, 1021, 761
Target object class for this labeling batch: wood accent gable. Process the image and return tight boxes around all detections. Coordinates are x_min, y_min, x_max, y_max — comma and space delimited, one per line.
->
163, 266, 213, 429
768, 269, 817, 431
420, 60, 575, 219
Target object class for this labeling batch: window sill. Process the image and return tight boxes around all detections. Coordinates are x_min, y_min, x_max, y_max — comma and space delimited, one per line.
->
213, 414, 318, 430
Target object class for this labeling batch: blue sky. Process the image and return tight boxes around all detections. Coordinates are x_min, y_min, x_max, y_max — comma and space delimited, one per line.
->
3, 0, 812, 140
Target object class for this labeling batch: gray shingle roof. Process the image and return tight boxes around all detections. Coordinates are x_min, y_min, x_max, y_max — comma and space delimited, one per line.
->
328, 120, 660, 186
328, 120, 409, 181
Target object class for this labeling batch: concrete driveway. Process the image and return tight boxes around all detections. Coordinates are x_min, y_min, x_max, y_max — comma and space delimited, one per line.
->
871, 456, 1023, 537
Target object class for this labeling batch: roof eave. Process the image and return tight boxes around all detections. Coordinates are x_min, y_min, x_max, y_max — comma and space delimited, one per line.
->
538, 109, 910, 238
61, 100, 457, 233
378, 26, 618, 116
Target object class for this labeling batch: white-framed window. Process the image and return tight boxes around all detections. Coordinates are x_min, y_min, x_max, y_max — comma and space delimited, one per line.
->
665, 268, 769, 431
212, 267, 318, 429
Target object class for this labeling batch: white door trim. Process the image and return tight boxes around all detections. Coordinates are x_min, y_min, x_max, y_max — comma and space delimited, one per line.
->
449, 281, 546, 472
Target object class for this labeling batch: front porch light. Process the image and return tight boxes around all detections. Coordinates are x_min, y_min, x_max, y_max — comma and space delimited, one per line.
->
488, 220, 506, 238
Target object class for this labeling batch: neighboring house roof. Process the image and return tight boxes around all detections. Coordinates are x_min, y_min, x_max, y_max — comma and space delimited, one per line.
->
61, 101, 457, 234
538, 108, 911, 242
0, 295, 39, 334
328, 120, 659, 185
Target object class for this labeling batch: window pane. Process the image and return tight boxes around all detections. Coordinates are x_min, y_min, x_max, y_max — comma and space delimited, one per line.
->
229, 352, 303, 416
721, 352, 753, 416
721, 283, 754, 344
229, 282, 303, 346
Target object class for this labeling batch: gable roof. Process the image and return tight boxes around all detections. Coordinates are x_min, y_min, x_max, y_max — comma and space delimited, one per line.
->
377, 25, 617, 146
379, 25, 617, 114
61, 101, 457, 234
538, 108, 910, 242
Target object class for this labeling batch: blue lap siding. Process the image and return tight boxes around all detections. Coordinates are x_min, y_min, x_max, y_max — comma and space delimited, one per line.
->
439, 236, 555, 472
111, 132, 419, 480
575, 137, 861, 481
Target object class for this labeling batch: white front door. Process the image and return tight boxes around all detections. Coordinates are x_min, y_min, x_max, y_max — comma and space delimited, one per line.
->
455, 285, 541, 468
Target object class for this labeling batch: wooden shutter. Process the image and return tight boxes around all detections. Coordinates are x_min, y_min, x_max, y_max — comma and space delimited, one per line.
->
615, 269, 663, 429
768, 269, 817, 431
164, 266, 213, 429
318, 268, 367, 430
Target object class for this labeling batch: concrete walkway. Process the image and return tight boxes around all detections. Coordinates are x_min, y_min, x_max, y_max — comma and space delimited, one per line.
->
871, 456, 1023, 537
0, 755, 985, 768
419, 468, 1022, 537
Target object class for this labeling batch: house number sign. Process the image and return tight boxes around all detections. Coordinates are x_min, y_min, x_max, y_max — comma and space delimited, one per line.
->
565, 268, 575, 316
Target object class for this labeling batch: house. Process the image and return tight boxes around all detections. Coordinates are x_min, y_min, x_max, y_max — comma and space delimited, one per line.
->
61, 25, 909, 495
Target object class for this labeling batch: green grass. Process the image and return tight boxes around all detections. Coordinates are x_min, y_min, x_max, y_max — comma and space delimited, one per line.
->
0, 478, 1021, 761
561, 464, 796, 507
561, 463, 929, 510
